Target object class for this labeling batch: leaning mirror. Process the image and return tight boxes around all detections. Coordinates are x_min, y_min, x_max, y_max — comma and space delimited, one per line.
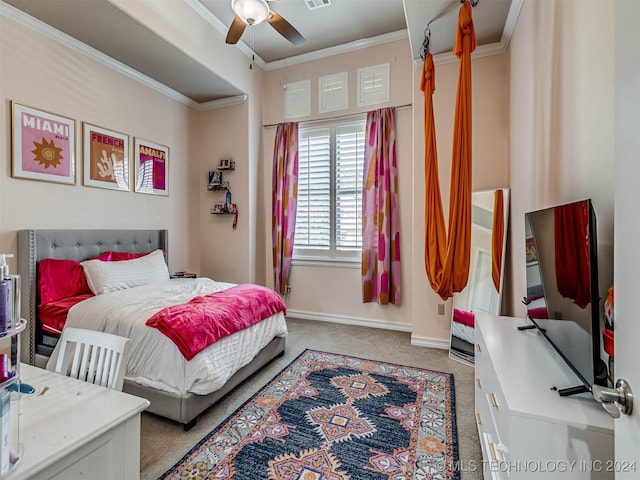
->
449, 188, 510, 365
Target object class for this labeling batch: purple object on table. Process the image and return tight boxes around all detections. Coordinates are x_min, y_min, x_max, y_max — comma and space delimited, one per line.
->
0, 281, 7, 334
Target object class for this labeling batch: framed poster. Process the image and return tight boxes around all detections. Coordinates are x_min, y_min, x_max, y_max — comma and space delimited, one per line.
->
83, 123, 129, 191
11, 101, 75, 184
134, 138, 169, 196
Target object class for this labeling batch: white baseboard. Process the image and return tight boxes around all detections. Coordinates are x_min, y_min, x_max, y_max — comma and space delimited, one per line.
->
409, 334, 451, 350
286, 309, 451, 350
286, 309, 413, 333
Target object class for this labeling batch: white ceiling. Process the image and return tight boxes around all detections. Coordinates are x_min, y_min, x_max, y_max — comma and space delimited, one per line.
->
200, 0, 408, 63
2, 0, 516, 104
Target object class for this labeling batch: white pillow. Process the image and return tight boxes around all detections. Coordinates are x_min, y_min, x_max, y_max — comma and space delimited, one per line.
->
81, 249, 170, 295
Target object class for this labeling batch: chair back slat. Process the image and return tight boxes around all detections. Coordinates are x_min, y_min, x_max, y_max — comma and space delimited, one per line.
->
54, 328, 131, 391
95, 346, 107, 387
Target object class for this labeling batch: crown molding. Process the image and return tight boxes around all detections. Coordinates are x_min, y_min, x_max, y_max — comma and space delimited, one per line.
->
197, 94, 248, 111
431, 40, 509, 66
414, 0, 524, 66
0, 1, 200, 109
262, 29, 408, 71
187, 0, 408, 72
501, 0, 524, 52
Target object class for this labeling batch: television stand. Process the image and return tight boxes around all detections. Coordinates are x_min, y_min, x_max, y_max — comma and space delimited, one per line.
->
557, 384, 590, 396
475, 315, 613, 478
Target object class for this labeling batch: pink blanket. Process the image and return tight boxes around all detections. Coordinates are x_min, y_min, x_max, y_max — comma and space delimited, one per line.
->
146, 284, 286, 360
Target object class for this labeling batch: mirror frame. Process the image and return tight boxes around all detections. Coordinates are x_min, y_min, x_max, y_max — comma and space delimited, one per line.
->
449, 188, 510, 365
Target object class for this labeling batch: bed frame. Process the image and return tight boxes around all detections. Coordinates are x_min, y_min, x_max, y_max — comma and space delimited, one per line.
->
17, 229, 285, 429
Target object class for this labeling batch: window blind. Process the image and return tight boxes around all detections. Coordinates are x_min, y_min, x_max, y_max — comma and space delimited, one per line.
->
297, 128, 331, 249
295, 120, 365, 259
335, 125, 364, 250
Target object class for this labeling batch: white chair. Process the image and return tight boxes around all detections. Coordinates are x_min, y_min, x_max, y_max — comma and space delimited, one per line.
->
54, 327, 131, 391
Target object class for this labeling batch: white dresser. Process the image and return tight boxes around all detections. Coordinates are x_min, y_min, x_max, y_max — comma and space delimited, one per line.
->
475, 315, 614, 479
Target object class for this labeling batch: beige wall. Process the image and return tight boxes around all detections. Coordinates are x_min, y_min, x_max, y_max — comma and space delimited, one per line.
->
109, 0, 266, 285
410, 52, 509, 343
1, 4, 266, 285
261, 40, 509, 342
3, 0, 615, 348
506, 0, 615, 317
261, 40, 415, 330
197, 102, 253, 284
0, 16, 199, 274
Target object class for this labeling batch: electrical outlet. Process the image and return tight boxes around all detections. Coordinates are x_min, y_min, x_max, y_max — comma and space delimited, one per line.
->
285, 285, 292, 295
438, 304, 445, 315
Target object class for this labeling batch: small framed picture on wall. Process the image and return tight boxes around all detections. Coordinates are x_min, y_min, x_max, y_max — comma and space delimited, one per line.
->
134, 137, 169, 196
208, 170, 222, 187
11, 101, 76, 185
83, 123, 130, 191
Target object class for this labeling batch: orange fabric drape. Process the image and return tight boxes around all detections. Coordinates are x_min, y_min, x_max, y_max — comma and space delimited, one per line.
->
422, 1, 477, 301
491, 189, 505, 292
421, 52, 447, 294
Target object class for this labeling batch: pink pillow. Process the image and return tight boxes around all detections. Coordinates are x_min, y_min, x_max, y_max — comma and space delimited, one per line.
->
94, 251, 145, 261
38, 259, 92, 304
94, 251, 158, 261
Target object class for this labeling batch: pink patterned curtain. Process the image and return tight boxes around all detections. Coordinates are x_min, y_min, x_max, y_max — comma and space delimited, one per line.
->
362, 108, 401, 305
272, 122, 299, 295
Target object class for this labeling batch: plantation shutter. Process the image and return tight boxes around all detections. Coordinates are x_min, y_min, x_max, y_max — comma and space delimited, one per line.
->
336, 125, 365, 250
296, 128, 331, 249
295, 119, 366, 259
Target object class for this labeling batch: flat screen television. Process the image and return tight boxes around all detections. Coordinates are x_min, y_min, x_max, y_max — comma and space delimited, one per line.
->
524, 199, 607, 395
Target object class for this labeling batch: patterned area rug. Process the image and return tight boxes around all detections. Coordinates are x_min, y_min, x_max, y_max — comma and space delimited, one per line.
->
161, 350, 459, 480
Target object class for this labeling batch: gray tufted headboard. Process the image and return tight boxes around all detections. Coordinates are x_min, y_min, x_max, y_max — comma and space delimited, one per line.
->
17, 229, 168, 366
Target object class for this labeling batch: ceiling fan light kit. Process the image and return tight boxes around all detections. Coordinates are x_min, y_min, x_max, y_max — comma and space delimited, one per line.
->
231, 0, 269, 25
226, 0, 306, 46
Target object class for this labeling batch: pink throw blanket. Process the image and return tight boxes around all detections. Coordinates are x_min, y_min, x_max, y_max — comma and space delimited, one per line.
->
146, 284, 286, 360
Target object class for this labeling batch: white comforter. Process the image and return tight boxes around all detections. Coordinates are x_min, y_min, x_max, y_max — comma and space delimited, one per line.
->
45, 278, 288, 395
451, 319, 474, 344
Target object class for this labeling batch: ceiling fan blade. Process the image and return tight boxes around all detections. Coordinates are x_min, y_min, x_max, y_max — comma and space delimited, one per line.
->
226, 16, 246, 44
267, 9, 305, 46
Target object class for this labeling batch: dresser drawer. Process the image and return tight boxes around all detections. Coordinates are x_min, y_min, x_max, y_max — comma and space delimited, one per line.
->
475, 340, 510, 449
483, 376, 510, 448
480, 431, 509, 480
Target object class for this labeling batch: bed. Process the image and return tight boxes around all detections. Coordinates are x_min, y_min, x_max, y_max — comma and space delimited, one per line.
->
450, 308, 475, 361
17, 229, 287, 429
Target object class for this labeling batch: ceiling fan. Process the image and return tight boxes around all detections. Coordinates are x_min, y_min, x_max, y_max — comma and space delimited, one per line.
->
225, 0, 305, 46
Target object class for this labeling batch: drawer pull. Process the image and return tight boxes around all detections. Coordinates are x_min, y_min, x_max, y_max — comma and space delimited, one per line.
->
476, 378, 482, 389
490, 392, 499, 408
476, 412, 482, 425
476, 343, 481, 352
490, 441, 499, 461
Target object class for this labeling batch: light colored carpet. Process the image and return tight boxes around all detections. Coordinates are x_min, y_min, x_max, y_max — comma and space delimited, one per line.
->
140, 317, 482, 479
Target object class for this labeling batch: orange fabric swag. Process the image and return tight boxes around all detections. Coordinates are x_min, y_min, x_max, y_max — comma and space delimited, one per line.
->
422, 1, 477, 301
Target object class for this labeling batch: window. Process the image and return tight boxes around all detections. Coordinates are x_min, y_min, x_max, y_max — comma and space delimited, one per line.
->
294, 119, 366, 263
